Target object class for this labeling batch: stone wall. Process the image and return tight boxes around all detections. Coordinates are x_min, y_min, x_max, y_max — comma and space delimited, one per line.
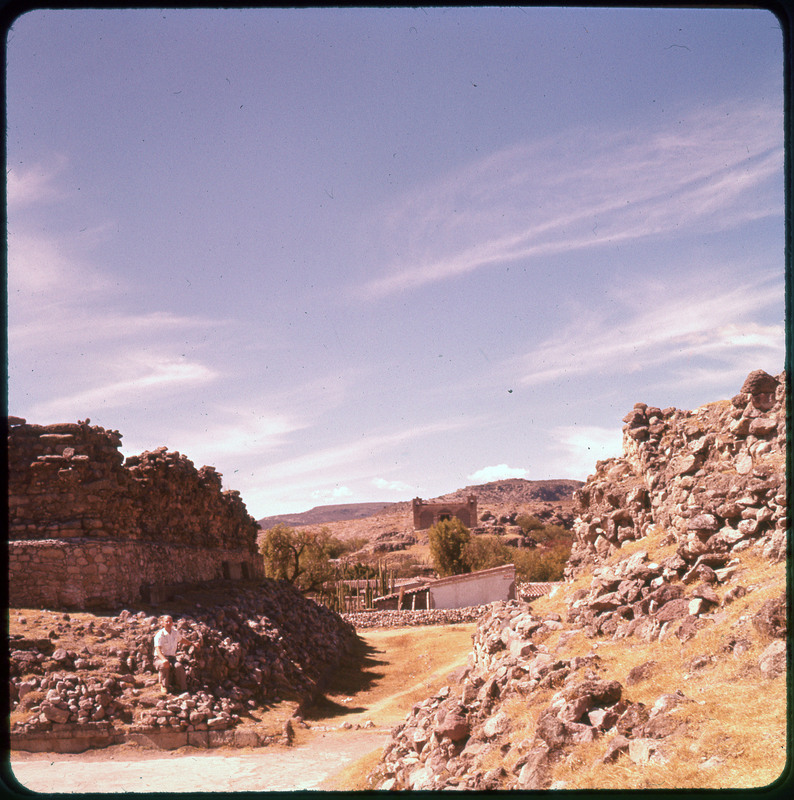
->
412, 495, 478, 530
565, 369, 787, 578
8, 417, 263, 609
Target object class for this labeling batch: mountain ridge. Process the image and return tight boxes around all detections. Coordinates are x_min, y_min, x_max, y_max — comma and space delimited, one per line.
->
257, 478, 584, 530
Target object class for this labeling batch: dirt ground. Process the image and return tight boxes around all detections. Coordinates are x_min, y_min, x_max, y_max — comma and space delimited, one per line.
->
6, 728, 390, 793
6, 623, 475, 794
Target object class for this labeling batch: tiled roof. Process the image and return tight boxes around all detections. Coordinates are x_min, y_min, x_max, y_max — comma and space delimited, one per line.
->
519, 582, 563, 598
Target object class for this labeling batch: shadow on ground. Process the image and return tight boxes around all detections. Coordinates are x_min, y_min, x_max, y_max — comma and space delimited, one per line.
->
303, 634, 386, 720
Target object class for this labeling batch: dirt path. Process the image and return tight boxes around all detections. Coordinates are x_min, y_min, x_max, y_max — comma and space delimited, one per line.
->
6, 623, 475, 794
6, 729, 389, 793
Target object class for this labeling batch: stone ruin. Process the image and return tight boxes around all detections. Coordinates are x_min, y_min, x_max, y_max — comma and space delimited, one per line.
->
370, 369, 788, 790
412, 494, 478, 530
7, 417, 264, 609
565, 368, 787, 580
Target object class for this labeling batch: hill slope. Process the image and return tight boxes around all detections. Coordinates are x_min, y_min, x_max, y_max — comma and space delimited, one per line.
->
258, 478, 583, 541
258, 502, 392, 530
368, 369, 787, 790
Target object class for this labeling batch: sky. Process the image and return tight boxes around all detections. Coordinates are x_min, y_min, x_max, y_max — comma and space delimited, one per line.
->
5, 7, 787, 519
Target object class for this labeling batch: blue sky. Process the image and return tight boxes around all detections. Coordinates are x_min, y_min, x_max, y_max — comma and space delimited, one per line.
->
6, 7, 786, 518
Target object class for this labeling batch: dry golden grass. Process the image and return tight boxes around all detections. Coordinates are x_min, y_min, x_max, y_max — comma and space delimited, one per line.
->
320, 746, 386, 790
305, 623, 476, 728
544, 547, 787, 790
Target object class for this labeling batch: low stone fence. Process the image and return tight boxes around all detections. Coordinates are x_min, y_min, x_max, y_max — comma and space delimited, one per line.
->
10, 722, 278, 754
343, 606, 489, 629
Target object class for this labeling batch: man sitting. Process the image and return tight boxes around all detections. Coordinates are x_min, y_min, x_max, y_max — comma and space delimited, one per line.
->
153, 615, 190, 694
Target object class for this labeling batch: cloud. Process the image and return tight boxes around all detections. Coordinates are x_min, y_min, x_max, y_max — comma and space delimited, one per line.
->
359, 101, 782, 298
261, 418, 479, 483
6, 158, 68, 209
468, 464, 529, 483
550, 425, 624, 480
311, 485, 354, 503
373, 477, 415, 494
144, 411, 309, 465
26, 354, 217, 421
515, 274, 785, 388
6, 229, 116, 305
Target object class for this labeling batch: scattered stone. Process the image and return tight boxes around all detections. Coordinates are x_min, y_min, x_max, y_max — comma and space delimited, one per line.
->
758, 641, 787, 679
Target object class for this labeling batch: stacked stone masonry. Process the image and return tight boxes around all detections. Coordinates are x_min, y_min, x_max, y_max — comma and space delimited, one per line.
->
565, 369, 788, 579
370, 370, 788, 790
8, 418, 264, 609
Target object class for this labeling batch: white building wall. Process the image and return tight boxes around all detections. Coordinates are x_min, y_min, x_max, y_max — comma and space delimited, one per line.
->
428, 565, 516, 609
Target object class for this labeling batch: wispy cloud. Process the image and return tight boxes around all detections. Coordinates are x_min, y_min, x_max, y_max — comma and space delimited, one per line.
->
261, 418, 480, 483
145, 411, 310, 465
26, 354, 217, 421
359, 101, 782, 298
515, 274, 784, 388
6, 158, 68, 208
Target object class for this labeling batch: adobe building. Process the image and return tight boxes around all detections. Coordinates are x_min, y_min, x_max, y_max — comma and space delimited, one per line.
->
412, 494, 478, 530
373, 564, 516, 610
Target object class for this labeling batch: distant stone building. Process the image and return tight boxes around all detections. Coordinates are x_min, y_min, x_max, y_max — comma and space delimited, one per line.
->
412, 495, 478, 530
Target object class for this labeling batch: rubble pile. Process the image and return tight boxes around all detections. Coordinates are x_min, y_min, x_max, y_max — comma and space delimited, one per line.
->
566, 369, 786, 578
370, 370, 788, 789
373, 602, 697, 790
9, 581, 356, 746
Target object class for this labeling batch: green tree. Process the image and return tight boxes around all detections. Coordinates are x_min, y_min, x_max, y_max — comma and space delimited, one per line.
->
258, 524, 336, 593
429, 518, 471, 577
464, 535, 511, 572
512, 541, 571, 582
516, 513, 545, 535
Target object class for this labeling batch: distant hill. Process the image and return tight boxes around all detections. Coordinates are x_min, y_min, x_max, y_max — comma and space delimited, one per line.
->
257, 478, 584, 531
434, 478, 583, 506
258, 502, 392, 530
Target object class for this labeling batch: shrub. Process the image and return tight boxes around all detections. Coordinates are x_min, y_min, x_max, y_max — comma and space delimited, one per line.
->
516, 513, 545, 534
513, 542, 571, 582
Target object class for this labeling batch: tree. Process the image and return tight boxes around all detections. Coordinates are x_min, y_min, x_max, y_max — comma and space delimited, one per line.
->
512, 542, 570, 582
464, 535, 511, 572
428, 518, 471, 577
258, 524, 337, 593
516, 513, 546, 537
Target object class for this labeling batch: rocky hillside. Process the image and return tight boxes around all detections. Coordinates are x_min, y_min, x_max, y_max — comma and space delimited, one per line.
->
258, 502, 392, 531
264, 478, 583, 546
368, 370, 787, 790
9, 581, 357, 752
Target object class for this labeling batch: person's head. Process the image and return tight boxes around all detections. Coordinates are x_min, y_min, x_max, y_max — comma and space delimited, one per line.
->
161, 615, 174, 631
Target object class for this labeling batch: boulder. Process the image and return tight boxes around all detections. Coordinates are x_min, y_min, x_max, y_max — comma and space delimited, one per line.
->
740, 369, 778, 396
758, 641, 786, 679
515, 745, 551, 790
436, 706, 470, 742
626, 660, 656, 686
655, 598, 691, 622
629, 737, 668, 765
752, 596, 787, 639
601, 734, 630, 763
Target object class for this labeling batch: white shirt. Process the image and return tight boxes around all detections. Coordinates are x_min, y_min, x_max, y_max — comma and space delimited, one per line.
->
154, 627, 184, 657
